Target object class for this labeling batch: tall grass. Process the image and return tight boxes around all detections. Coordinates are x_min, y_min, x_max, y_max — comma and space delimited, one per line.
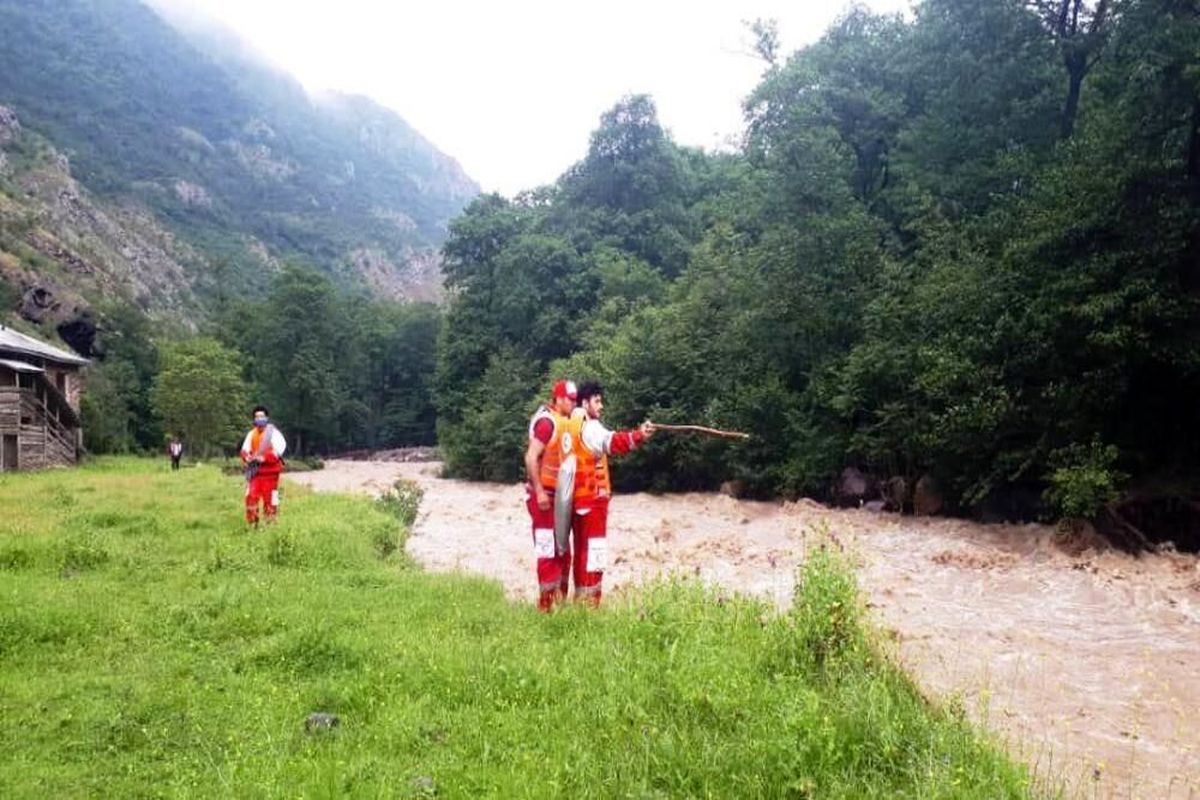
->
0, 458, 1035, 797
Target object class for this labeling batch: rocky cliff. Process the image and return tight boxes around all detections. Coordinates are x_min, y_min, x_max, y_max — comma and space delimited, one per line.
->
0, 0, 479, 352
0, 107, 211, 353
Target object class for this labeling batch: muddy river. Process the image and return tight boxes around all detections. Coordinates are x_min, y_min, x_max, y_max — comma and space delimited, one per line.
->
290, 460, 1200, 799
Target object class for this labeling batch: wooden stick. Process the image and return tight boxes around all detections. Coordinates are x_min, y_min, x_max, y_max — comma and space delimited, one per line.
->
651, 423, 750, 440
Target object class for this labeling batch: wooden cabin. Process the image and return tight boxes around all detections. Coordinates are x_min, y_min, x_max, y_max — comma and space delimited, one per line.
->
0, 325, 88, 471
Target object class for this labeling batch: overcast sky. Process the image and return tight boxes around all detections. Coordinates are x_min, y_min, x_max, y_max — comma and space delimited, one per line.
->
151, 0, 910, 196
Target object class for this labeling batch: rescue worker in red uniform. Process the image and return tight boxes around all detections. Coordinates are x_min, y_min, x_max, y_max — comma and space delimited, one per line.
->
240, 405, 287, 527
570, 381, 654, 606
523, 380, 578, 611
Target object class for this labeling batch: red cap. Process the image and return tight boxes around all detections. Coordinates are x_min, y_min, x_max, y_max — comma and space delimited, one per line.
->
552, 379, 577, 400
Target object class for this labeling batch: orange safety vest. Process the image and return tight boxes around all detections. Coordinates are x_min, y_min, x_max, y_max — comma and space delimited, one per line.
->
244, 425, 283, 477
247, 427, 276, 459
531, 407, 580, 491
572, 419, 612, 507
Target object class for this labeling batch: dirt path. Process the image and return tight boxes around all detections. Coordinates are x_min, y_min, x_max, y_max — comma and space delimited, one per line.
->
291, 461, 1200, 799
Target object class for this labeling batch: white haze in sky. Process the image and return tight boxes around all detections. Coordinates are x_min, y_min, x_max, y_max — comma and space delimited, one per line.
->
149, 0, 910, 195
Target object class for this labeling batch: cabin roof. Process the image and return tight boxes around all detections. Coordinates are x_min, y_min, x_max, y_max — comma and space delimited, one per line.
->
0, 358, 44, 374
0, 326, 89, 367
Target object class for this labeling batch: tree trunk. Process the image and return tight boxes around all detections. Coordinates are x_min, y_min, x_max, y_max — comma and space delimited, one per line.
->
1060, 50, 1086, 139
1185, 97, 1200, 291
1052, 0, 1110, 141
1188, 97, 1200, 199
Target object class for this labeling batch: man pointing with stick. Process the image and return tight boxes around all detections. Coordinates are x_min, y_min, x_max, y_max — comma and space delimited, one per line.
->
568, 381, 655, 607
525, 377, 749, 611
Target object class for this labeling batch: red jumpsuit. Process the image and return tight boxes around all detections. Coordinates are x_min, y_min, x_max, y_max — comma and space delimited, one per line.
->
241, 426, 286, 525
570, 421, 644, 606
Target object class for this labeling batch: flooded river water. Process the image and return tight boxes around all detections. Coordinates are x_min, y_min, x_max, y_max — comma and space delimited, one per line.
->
291, 460, 1200, 799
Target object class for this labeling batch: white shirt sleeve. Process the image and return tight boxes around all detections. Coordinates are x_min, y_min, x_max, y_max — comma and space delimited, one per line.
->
581, 418, 614, 456
272, 429, 287, 457
240, 431, 253, 455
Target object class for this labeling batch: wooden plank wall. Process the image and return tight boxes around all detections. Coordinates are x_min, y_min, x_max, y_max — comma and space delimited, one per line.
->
0, 387, 19, 433
0, 385, 78, 469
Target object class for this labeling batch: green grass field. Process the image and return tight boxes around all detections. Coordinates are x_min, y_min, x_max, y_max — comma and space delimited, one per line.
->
0, 459, 1035, 798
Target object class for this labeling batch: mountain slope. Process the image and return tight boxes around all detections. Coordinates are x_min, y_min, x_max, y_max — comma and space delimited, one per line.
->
0, 107, 206, 354
0, 0, 478, 328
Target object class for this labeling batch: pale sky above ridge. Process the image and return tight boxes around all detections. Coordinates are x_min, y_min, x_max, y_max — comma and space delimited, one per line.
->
149, 0, 911, 196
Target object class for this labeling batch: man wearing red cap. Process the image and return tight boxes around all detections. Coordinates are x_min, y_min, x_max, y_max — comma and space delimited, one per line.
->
523, 379, 578, 611
569, 381, 654, 606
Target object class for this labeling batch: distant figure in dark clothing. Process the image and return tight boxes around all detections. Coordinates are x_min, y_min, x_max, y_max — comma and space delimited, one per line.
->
168, 438, 183, 471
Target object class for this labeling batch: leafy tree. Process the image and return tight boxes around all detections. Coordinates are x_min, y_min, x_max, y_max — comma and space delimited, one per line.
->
892, 0, 1062, 218
435, 98, 712, 477
557, 94, 699, 276
151, 337, 246, 457
220, 264, 442, 453
78, 301, 162, 453
223, 264, 346, 454
436, 0, 1200, 526
343, 301, 441, 447
439, 347, 542, 481
81, 359, 141, 454
435, 194, 536, 428
1024, 0, 1115, 138
1045, 439, 1126, 518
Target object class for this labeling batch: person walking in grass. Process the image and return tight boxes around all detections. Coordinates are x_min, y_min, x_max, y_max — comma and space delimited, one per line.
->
168, 437, 183, 471
567, 381, 653, 606
240, 405, 286, 527
523, 379, 578, 612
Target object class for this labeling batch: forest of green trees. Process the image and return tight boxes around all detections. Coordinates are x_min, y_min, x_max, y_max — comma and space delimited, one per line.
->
435, 0, 1200, 521
81, 267, 440, 458
82, 0, 1198, 526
